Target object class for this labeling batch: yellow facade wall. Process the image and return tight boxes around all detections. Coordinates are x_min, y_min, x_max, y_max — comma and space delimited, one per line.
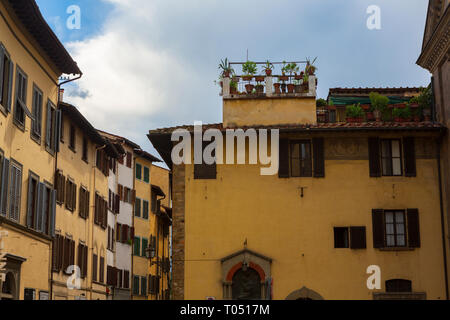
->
182, 133, 447, 300
223, 97, 317, 128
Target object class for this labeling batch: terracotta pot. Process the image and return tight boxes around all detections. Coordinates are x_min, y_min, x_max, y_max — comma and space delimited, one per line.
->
294, 85, 302, 93
287, 84, 295, 93
255, 76, 265, 83
265, 69, 272, 76
230, 87, 237, 94
245, 84, 255, 94
281, 83, 287, 93
374, 110, 382, 121
223, 71, 231, 78
366, 112, 374, 121
279, 75, 289, 82
295, 75, 303, 81
414, 116, 420, 122
394, 117, 402, 122
346, 117, 354, 123
243, 76, 253, 81
274, 83, 281, 94
355, 117, 363, 123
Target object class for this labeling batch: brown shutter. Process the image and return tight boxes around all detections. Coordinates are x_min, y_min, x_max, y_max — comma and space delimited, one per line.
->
407, 209, 421, 248
77, 243, 82, 273
85, 191, 90, 219
72, 184, 77, 211
92, 254, 98, 282
58, 235, 64, 271
372, 209, 385, 248
130, 227, 135, 240
52, 236, 59, 272
116, 223, 121, 242
313, 138, 325, 178
118, 185, 123, 201
122, 225, 128, 243
350, 227, 367, 249
102, 199, 107, 229
368, 138, 381, 177
131, 190, 136, 205
278, 138, 289, 178
83, 245, 88, 278
403, 137, 416, 177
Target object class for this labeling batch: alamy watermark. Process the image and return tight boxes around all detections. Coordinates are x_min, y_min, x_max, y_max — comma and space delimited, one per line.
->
367, 265, 381, 290
367, 5, 381, 30
171, 122, 280, 176
66, 5, 81, 30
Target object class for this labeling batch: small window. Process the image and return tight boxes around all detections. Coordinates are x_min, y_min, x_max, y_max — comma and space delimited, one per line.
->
141, 237, 148, 257
31, 85, 43, 140
141, 276, 147, 296
144, 167, 150, 183
133, 275, 140, 295
27, 173, 39, 230
135, 198, 141, 217
386, 279, 412, 293
381, 139, 402, 176
385, 211, 406, 247
0, 45, 13, 113
143, 200, 149, 220
92, 254, 98, 282
136, 163, 142, 180
14, 66, 28, 127
133, 236, 141, 256
9, 160, 22, 222
82, 137, 88, 162
69, 125, 76, 151
126, 152, 132, 168
290, 140, 312, 177
334, 227, 349, 248
45, 100, 60, 154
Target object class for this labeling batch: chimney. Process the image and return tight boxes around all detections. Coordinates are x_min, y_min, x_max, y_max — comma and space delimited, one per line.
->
59, 88, 65, 102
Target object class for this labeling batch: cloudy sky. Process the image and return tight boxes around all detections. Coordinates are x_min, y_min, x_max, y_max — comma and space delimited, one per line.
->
36, 0, 431, 156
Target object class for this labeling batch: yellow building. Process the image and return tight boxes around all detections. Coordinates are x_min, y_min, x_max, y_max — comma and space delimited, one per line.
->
132, 150, 171, 300
0, 0, 80, 300
51, 102, 119, 300
149, 66, 449, 300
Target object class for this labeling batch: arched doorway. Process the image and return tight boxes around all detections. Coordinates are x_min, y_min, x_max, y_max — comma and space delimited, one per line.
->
232, 268, 262, 300
285, 287, 324, 300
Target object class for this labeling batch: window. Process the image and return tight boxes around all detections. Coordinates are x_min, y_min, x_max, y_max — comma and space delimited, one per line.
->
133, 275, 140, 295
141, 276, 147, 296
151, 191, 158, 213
126, 152, 132, 168
290, 140, 312, 177
194, 141, 216, 180
381, 139, 402, 176
14, 66, 28, 127
92, 254, 98, 282
8, 160, 22, 222
135, 198, 141, 218
69, 125, 76, 151
124, 271, 130, 289
45, 100, 61, 154
96, 149, 109, 176
334, 228, 349, 248
78, 186, 89, 219
386, 279, 412, 293
94, 193, 107, 229
385, 211, 406, 247
62, 238, 75, 275
55, 170, 65, 205
0, 44, 14, 114
65, 179, 76, 212
99, 257, 105, 283
143, 200, 149, 220
333, 227, 367, 249
52, 234, 64, 273
141, 238, 148, 257
27, 177, 55, 235
27, 173, 39, 230
77, 243, 88, 279
144, 166, 150, 183
134, 236, 141, 256
31, 85, 43, 141
136, 163, 142, 180
372, 209, 420, 249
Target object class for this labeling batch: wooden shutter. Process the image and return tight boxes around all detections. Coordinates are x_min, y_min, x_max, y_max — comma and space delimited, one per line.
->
77, 243, 83, 274
131, 190, 136, 205
92, 254, 98, 282
102, 199, 107, 229
55, 110, 62, 152
0, 158, 9, 216
372, 209, 385, 248
130, 227, 135, 240
124, 271, 129, 289
52, 236, 59, 272
278, 138, 289, 178
6, 60, 13, 112
79, 187, 84, 218
368, 138, 381, 177
26, 176, 34, 228
403, 137, 416, 177
116, 223, 121, 242
0, 46, 4, 100
122, 225, 128, 243
313, 138, 325, 178
350, 227, 367, 249
83, 245, 88, 278
36, 182, 44, 232
58, 235, 64, 271
407, 209, 421, 248
49, 189, 56, 237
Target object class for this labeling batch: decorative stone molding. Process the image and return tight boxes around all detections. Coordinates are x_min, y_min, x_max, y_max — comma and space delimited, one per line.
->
285, 287, 324, 300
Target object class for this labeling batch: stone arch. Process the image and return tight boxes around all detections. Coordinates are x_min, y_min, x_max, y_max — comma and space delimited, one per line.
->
285, 287, 324, 300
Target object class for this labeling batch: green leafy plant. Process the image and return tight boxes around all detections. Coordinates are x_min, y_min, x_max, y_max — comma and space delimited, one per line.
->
242, 60, 257, 76
417, 86, 432, 109
346, 104, 364, 118
328, 99, 334, 106
219, 58, 234, 77
305, 57, 318, 75
262, 60, 274, 73
392, 107, 403, 118
230, 80, 238, 91
316, 98, 328, 108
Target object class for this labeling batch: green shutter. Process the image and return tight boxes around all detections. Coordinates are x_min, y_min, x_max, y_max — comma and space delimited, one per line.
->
141, 238, 148, 257
144, 167, 149, 183
135, 198, 141, 217
134, 236, 140, 256
143, 200, 149, 219
136, 164, 142, 180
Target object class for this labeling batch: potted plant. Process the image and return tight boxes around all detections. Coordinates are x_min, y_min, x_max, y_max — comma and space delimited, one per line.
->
392, 108, 403, 122
279, 61, 289, 82
369, 92, 389, 122
346, 104, 364, 123
402, 106, 412, 122
242, 61, 257, 93
417, 87, 433, 121
305, 57, 318, 76
262, 60, 274, 76
302, 74, 309, 91
230, 80, 238, 94
274, 82, 281, 94
284, 63, 299, 93
219, 58, 234, 78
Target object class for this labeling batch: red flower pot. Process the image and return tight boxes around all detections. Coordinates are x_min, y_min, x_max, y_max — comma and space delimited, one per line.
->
287, 84, 295, 93
279, 75, 289, 82
394, 117, 402, 122
265, 69, 272, 76
255, 76, 265, 83
274, 83, 281, 94
243, 76, 253, 81
245, 84, 255, 94
366, 112, 375, 121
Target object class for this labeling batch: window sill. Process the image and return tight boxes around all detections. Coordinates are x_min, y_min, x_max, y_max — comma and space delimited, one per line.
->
378, 247, 415, 251
13, 119, 25, 132
30, 134, 41, 146
82, 158, 89, 164
69, 146, 77, 154
45, 146, 56, 157
0, 104, 7, 116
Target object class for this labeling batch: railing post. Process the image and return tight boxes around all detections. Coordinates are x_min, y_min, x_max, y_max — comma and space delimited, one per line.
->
223, 77, 231, 97
308, 76, 316, 97
265, 76, 273, 96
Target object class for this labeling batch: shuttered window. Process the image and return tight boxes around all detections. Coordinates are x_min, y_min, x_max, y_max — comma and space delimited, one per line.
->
368, 138, 382, 177
279, 138, 325, 178
136, 163, 142, 180
403, 137, 416, 177
134, 236, 141, 256
78, 243, 88, 279
65, 179, 76, 212
386, 279, 412, 293
96, 149, 109, 176
92, 254, 98, 282
55, 170, 65, 204
135, 198, 141, 217
0, 157, 10, 216
141, 276, 147, 296
45, 100, 60, 154
0, 44, 14, 114
133, 276, 140, 295
313, 138, 325, 178
381, 139, 402, 176
52, 234, 62, 272
142, 200, 149, 220
13, 66, 28, 127
31, 85, 43, 140
8, 161, 22, 222
144, 166, 150, 183
26, 173, 39, 229
126, 152, 132, 168
350, 227, 367, 249
290, 140, 312, 177
99, 257, 105, 283
123, 270, 130, 289
79, 186, 89, 219
94, 193, 107, 228
69, 125, 76, 151
372, 209, 421, 249
141, 237, 148, 257
82, 137, 88, 162
334, 227, 349, 248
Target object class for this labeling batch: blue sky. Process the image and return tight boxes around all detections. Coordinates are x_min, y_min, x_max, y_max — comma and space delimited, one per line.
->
35, 0, 431, 157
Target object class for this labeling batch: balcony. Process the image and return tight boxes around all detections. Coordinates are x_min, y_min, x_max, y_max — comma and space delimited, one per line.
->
219, 60, 317, 99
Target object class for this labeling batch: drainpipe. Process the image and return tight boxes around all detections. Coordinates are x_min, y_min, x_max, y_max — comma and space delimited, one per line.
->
50, 73, 82, 300
437, 136, 449, 300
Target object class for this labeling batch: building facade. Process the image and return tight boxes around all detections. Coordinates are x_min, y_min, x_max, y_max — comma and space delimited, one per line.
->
417, 0, 450, 297
0, 0, 80, 300
149, 69, 448, 300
